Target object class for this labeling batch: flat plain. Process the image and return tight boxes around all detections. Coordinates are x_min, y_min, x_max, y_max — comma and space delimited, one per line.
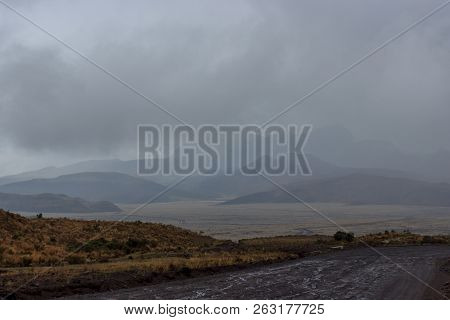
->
18, 201, 450, 240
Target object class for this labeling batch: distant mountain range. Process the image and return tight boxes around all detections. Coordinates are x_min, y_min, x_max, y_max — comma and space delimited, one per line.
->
1, 125, 450, 206
0, 192, 120, 213
0, 159, 140, 186
223, 174, 450, 207
0, 154, 417, 199
0, 156, 426, 202
3, 126, 450, 189
0, 172, 196, 204
179, 154, 420, 198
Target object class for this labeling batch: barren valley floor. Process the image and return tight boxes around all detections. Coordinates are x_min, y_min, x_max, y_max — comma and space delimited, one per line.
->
19, 201, 450, 240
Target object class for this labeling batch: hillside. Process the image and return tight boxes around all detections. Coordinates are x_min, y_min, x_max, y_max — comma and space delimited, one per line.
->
0, 209, 221, 267
0, 172, 196, 203
223, 174, 450, 206
0, 192, 120, 213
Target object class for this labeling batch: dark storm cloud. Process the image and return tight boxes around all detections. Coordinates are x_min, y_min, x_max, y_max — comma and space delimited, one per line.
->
0, 0, 449, 165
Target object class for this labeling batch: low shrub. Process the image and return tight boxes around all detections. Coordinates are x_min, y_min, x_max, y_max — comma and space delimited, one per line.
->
21, 256, 32, 267
334, 231, 355, 242
66, 254, 86, 265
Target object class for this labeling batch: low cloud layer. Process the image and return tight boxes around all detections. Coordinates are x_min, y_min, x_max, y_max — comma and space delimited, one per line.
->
0, 0, 449, 174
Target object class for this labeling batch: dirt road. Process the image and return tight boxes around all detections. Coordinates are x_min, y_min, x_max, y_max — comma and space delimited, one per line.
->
76, 246, 449, 299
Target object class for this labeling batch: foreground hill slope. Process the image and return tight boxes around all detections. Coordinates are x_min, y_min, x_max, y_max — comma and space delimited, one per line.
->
0, 209, 220, 267
0, 192, 120, 213
224, 174, 450, 206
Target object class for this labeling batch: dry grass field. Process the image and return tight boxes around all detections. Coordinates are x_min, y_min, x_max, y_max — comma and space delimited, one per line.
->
0, 209, 223, 267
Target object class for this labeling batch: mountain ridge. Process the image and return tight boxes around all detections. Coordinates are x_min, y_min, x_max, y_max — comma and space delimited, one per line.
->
0, 192, 121, 213
0, 172, 196, 204
223, 173, 450, 206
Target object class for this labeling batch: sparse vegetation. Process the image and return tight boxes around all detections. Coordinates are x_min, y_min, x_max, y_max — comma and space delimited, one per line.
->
0, 209, 221, 267
360, 231, 450, 246
1, 209, 449, 299
333, 231, 355, 242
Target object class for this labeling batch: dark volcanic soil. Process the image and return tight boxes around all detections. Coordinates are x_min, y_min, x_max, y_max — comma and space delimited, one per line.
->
73, 245, 449, 300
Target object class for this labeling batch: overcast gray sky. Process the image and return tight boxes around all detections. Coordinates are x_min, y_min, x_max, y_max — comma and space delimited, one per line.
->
0, 0, 449, 175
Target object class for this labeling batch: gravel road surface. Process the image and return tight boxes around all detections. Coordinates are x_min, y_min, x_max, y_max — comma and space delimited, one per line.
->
75, 246, 450, 299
